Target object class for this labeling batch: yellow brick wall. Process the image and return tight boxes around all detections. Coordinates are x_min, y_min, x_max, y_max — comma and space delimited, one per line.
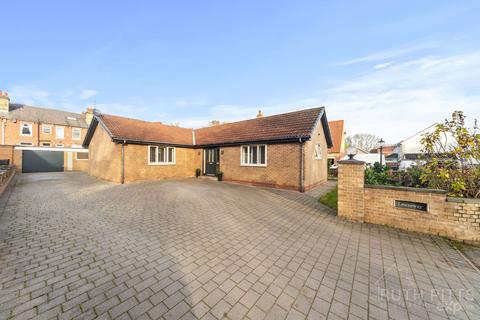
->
72, 152, 89, 172
364, 187, 480, 242
338, 161, 479, 242
219, 143, 301, 190
123, 145, 201, 183
337, 161, 365, 222
304, 120, 328, 190
88, 124, 122, 183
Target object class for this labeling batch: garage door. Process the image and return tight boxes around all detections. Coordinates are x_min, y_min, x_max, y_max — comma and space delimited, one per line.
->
22, 150, 64, 173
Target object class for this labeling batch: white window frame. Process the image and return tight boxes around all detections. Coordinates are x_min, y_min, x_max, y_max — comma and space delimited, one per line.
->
314, 143, 323, 160
55, 143, 64, 147
20, 122, 33, 136
148, 145, 176, 165
55, 126, 65, 139
240, 144, 267, 167
42, 124, 52, 134
19, 142, 33, 146
76, 152, 89, 160
72, 127, 81, 140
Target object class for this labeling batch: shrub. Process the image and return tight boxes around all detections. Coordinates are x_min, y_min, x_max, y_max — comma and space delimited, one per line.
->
420, 111, 480, 198
195, 168, 201, 178
364, 162, 391, 185
217, 171, 223, 181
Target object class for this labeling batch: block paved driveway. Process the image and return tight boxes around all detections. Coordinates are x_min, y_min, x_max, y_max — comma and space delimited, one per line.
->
0, 172, 479, 320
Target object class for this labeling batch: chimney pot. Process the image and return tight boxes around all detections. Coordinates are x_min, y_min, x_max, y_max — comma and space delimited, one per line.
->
0, 90, 10, 112
257, 110, 263, 118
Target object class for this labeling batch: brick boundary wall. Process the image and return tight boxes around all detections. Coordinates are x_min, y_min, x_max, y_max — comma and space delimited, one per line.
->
338, 159, 480, 243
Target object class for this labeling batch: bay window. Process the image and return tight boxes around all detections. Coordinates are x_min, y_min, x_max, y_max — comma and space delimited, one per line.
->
241, 145, 267, 166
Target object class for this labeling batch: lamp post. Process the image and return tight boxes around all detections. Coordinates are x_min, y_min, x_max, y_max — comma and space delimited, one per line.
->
378, 138, 385, 166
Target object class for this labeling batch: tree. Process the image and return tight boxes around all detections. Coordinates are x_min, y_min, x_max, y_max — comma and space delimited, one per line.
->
345, 133, 381, 151
420, 111, 480, 198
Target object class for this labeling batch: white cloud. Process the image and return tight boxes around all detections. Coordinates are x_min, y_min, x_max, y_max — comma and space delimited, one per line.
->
373, 62, 393, 69
337, 41, 437, 66
322, 51, 480, 143
79, 89, 99, 100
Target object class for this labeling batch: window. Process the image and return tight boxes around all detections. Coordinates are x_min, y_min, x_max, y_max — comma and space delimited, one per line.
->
42, 125, 51, 134
42, 142, 51, 147
72, 127, 81, 140
241, 145, 267, 166
55, 126, 65, 139
76, 152, 89, 160
19, 142, 33, 146
20, 123, 33, 136
148, 146, 175, 165
314, 144, 323, 160
55, 143, 64, 147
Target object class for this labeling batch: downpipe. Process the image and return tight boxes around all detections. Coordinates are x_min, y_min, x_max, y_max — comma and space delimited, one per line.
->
299, 137, 305, 192
121, 140, 126, 184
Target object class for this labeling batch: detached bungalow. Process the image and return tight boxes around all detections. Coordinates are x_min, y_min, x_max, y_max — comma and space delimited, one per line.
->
83, 107, 333, 192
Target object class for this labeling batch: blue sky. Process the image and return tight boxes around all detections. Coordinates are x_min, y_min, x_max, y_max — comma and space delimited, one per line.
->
2, 1, 480, 142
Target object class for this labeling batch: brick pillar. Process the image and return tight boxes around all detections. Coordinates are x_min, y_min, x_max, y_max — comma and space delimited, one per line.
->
338, 159, 365, 222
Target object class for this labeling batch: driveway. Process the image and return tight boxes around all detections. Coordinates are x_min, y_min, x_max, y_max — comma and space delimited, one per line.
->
0, 173, 479, 320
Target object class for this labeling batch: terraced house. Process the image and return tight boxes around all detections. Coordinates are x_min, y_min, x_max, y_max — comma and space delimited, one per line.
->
83, 107, 333, 191
0, 90, 91, 172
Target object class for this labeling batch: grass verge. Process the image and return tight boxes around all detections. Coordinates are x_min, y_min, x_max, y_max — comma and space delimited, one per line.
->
319, 186, 338, 211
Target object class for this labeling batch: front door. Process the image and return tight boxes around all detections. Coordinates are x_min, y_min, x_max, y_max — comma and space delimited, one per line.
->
205, 148, 219, 175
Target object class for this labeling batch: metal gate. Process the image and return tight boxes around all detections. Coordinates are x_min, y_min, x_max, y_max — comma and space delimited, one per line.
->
22, 150, 64, 173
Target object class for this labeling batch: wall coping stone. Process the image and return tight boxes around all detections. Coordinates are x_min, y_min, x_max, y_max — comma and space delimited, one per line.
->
365, 184, 447, 194
338, 159, 365, 165
446, 197, 480, 204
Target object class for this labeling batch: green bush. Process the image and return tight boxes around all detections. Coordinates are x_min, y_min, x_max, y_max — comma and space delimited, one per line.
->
364, 162, 391, 185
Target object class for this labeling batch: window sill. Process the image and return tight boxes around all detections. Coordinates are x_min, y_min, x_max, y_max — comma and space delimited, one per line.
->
148, 162, 176, 166
240, 164, 267, 167
20, 134, 33, 137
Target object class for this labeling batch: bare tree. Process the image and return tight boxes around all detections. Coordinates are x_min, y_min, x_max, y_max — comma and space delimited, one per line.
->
345, 133, 380, 151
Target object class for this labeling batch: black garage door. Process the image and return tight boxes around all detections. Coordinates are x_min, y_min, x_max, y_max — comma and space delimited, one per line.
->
22, 150, 64, 173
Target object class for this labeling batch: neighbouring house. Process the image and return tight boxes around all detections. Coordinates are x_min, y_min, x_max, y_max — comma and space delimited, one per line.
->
0, 90, 91, 172
83, 107, 333, 191
327, 120, 346, 168
388, 123, 459, 170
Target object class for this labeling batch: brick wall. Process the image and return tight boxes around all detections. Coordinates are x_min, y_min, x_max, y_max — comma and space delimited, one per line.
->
220, 143, 301, 190
304, 120, 328, 190
124, 145, 201, 183
0, 145, 15, 164
88, 124, 122, 183
63, 151, 89, 172
1, 120, 87, 147
338, 160, 480, 243
337, 160, 365, 222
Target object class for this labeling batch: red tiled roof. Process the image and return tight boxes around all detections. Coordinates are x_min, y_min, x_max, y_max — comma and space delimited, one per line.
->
99, 114, 194, 145
195, 108, 324, 145
327, 120, 345, 153
86, 107, 331, 147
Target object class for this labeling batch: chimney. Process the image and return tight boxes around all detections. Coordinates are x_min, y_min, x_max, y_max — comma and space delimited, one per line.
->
0, 91, 10, 113
209, 120, 221, 126
85, 106, 94, 125
256, 110, 263, 118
